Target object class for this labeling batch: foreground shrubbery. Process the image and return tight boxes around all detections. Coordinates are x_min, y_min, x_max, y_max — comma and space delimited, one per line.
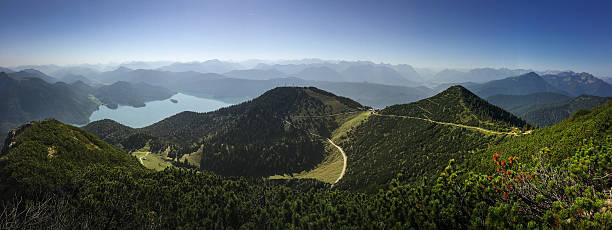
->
1, 143, 610, 229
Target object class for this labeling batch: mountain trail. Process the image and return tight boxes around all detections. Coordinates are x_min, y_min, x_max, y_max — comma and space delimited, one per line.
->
328, 138, 347, 187
283, 118, 350, 187
373, 113, 532, 136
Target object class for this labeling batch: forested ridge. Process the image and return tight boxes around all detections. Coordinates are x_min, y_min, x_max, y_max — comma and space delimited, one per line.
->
1, 98, 610, 229
335, 85, 531, 191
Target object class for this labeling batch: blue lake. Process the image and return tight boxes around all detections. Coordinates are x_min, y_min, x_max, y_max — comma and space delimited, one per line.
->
88, 93, 231, 128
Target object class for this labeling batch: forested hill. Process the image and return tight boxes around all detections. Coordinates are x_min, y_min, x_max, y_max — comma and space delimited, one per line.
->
85, 87, 367, 177
94, 81, 176, 108
334, 86, 530, 191
382, 85, 532, 132
0, 119, 141, 196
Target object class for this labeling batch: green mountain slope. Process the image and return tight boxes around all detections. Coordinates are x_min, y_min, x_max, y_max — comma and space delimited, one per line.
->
383, 85, 531, 132
84, 87, 367, 177
0, 119, 141, 195
465, 98, 612, 183
334, 86, 531, 191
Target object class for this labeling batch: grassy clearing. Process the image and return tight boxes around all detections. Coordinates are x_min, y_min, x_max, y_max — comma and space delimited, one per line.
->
270, 142, 343, 183
131, 144, 173, 171
331, 111, 371, 141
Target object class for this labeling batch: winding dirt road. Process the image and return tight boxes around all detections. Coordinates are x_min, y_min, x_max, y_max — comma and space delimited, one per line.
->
328, 138, 347, 187
283, 119, 350, 186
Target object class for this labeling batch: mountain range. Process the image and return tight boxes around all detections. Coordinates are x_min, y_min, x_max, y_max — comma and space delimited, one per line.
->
462, 71, 612, 98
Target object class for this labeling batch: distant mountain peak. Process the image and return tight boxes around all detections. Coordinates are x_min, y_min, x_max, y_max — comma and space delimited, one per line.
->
114, 66, 132, 72
437, 85, 478, 98
516, 71, 540, 78
542, 71, 612, 97
21, 68, 44, 73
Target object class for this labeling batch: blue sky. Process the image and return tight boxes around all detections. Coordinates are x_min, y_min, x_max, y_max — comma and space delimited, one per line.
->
1, 0, 611, 75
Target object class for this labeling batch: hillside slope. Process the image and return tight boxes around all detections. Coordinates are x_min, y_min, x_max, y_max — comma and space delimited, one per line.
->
335, 86, 530, 191
465, 98, 612, 179
0, 119, 141, 196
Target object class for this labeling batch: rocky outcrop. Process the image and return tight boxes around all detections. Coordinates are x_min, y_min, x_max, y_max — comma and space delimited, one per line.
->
1, 122, 33, 155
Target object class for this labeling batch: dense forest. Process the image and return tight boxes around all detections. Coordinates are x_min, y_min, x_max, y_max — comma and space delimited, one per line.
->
1, 98, 610, 228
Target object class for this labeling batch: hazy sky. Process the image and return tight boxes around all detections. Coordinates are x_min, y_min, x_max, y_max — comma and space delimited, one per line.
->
1, 0, 611, 75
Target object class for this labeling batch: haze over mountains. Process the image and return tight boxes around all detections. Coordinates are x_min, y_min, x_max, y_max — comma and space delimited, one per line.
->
2, 59, 611, 141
